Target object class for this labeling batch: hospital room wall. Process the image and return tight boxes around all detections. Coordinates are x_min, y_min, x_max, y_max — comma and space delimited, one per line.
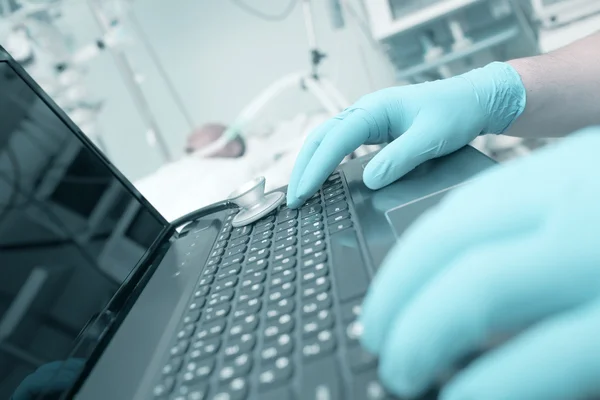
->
60, 1, 396, 181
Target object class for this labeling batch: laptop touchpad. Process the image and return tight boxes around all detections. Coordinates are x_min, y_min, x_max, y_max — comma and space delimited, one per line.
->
385, 186, 456, 240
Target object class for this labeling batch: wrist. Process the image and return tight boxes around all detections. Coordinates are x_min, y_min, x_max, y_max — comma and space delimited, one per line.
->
461, 62, 527, 134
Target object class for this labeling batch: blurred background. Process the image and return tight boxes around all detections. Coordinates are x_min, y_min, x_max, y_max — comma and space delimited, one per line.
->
1, 0, 600, 221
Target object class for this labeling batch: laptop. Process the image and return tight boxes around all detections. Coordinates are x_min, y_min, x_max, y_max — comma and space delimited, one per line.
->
0, 46, 496, 400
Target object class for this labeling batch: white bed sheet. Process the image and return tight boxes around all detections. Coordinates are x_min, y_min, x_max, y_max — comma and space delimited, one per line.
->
134, 113, 329, 222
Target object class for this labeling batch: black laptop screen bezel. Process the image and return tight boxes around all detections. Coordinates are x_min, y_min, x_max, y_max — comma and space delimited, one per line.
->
0, 47, 176, 397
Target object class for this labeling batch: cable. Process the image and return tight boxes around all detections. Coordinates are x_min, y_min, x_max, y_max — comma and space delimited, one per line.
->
170, 201, 233, 229
230, 0, 297, 21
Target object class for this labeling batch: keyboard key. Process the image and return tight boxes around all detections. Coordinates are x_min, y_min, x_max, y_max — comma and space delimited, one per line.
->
329, 219, 353, 234
268, 282, 295, 302
195, 320, 226, 341
189, 337, 221, 361
302, 240, 325, 256
210, 248, 225, 258
266, 298, 295, 320
272, 246, 296, 261
202, 266, 217, 277
210, 377, 248, 400
162, 357, 183, 376
221, 255, 244, 268
232, 298, 262, 319
238, 283, 264, 302
324, 188, 345, 200
194, 285, 210, 298
206, 257, 221, 267
275, 219, 297, 231
255, 214, 275, 226
248, 238, 270, 252
299, 355, 341, 399
181, 358, 215, 384
253, 230, 274, 242
177, 324, 196, 340
330, 229, 369, 301
152, 376, 175, 398
244, 259, 268, 274
260, 334, 293, 363
326, 201, 348, 216
277, 208, 298, 222
341, 299, 362, 322
273, 236, 296, 250
327, 211, 350, 225
255, 222, 274, 234
204, 304, 231, 322
218, 354, 253, 382
173, 383, 208, 400
213, 277, 238, 293
246, 249, 269, 263
325, 194, 346, 205
301, 222, 324, 235
302, 291, 332, 316
303, 310, 335, 337
169, 340, 190, 357
352, 370, 392, 400
240, 271, 266, 288
269, 270, 296, 287
223, 333, 256, 359
274, 228, 296, 242
183, 310, 202, 325
302, 276, 330, 298
300, 204, 322, 218
302, 252, 327, 268
231, 225, 252, 239
217, 232, 230, 242
229, 236, 249, 248
323, 183, 343, 194
344, 320, 361, 347
271, 258, 296, 274
301, 213, 322, 227
215, 265, 241, 281
347, 346, 377, 372
258, 356, 293, 391
326, 173, 340, 183
197, 276, 214, 288
229, 315, 259, 337
304, 197, 321, 207
189, 297, 206, 311
302, 263, 328, 283
208, 288, 234, 302
225, 244, 247, 258
263, 314, 294, 340
301, 230, 325, 245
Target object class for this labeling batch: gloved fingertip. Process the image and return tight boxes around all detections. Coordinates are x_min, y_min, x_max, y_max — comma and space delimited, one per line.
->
439, 379, 478, 400
363, 159, 391, 190
378, 362, 419, 399
357, 319, 381, 355
286, 197, 300, 209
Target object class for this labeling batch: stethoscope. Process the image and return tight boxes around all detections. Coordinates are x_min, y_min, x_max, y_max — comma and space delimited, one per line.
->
172, 176, 286, 230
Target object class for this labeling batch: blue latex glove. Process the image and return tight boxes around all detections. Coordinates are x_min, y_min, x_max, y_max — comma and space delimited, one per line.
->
359, 127, 600, 400
286, 62, 526, 208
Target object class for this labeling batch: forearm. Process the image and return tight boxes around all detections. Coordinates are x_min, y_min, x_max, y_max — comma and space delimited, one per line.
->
506, 32, 600, 138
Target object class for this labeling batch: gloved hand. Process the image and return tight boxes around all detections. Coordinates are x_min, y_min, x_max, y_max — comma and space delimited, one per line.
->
286, 62, 526, 208
359, 127, 600, 400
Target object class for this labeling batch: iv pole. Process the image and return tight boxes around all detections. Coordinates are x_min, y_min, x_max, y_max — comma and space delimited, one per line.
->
225, 0, 361, 149
87, 0, 173, 162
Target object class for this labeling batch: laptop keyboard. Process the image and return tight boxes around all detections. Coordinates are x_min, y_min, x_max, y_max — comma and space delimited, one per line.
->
152, 172, 394, 400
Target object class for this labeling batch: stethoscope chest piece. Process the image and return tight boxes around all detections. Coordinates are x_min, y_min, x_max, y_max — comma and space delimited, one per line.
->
229, 176, 285, 228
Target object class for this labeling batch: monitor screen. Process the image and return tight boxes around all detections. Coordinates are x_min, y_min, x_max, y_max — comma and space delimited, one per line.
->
0, 61, 168, 400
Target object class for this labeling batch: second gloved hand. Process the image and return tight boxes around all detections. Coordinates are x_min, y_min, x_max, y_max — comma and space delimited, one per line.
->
359, 127, 600, 400
287, 62, 526, 208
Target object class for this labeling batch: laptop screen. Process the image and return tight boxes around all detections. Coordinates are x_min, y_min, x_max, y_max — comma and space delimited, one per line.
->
0, 61, 168, 399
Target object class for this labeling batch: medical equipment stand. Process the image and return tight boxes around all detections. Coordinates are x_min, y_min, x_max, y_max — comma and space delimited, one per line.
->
226, 0, 375, 158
